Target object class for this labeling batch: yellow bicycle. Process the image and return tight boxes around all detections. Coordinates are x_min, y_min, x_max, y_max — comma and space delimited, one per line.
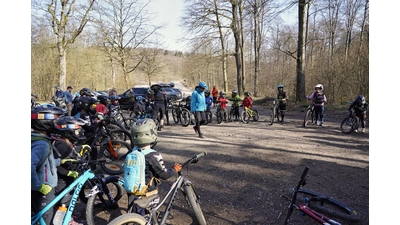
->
241, 106, 259, 124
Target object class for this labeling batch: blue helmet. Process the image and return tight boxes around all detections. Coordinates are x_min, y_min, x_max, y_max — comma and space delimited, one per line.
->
277, 84, 284, 89
198, 81, 208, 89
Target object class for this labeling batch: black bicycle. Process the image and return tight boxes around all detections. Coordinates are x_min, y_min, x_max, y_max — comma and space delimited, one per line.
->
204, 109, 212, 125
303, 101, 315, 127
215, 102, 225, 124
107, 152, 208, 225
339, 108, 360, 134
269, 100, 281, 125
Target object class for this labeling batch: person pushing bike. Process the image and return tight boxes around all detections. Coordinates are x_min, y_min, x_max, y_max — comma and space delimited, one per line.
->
306, 84, 327, 126
348, 95, 368, 133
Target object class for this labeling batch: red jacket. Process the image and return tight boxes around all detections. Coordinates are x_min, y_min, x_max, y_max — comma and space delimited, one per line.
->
212, 88, 219, 98
217, 96, 228, 109
242, 96, 253, 108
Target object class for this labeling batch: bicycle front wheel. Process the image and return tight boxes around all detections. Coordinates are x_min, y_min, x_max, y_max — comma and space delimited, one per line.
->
86, 180, 128, 225
227, 108, 234, 122
216, 110, 223, 124
298, 188, 361, 222
172, 107, 180, 124
241, 111, 250, 124
270, 107, 276, 125
183, 184, 207, 225
303, 109, 313, 127
107, 213, 147, 225
180, 108, 191, 127
340, 115, 359, 134
252, 109, 259, 121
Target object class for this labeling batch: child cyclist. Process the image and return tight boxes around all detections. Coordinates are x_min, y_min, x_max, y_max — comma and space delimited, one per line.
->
348, 95, 368, 133
204, 89, 213, 112
127, 118, 182, 215
241, 91, 253, 109
276, 84, 288, 122
228, 90, 241, 121
217, 91, 229, 121
306, 84, 327, 126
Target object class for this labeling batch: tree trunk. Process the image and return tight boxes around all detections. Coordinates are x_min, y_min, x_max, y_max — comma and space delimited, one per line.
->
296, 0, 307, 102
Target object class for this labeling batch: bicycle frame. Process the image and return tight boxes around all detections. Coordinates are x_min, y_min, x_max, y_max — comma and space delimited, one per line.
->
293, 199, 342, 224
31, 170, 95, 225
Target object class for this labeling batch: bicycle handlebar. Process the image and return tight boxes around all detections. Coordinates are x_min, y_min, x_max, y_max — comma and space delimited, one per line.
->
181, 152, 207, 168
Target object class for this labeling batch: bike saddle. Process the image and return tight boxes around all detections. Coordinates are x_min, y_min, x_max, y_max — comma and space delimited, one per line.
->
134, 194, 160, 208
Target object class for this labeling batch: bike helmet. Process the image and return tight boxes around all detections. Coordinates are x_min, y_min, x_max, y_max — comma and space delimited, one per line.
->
315, 84, 323, 91
110, 95, 121, 106
53, 116, 87, 141
356, 95, 366, 105
244, 91, 250, 96
78, 96, 99, 114
136, 95, 144, 103
186, 95, 191, 102
198, 81, 208, 89
204, 89, 210, 95
277, 84, 284, 89
97, 95, 109, 105
147, 89, 154, 97
80, 88, 95, 97
219, 91, 226, 96
31, 104, 66, 131
130, 118, 158, 146
232, 90, 238, 97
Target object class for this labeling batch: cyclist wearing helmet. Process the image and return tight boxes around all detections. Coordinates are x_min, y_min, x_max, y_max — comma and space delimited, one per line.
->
128, 118, 182, 215
307, 84, 327, 126
212, 85, 219, 108
228, 90, 241, 121
276, 84, 288, 122
96, 95, 110, 115
152, 85, 168, 131
191, 81, 208, 138
349, 95, 369, 133
217, 91, 229, 121
204, 89, 213, 112
242, 91, 253, 109
108, 95, 121, 111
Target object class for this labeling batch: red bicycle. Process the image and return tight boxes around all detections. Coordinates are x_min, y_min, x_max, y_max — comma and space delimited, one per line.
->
283, 167, 361, 224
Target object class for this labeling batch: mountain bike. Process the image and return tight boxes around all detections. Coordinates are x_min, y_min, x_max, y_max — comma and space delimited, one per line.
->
339, 108, 360, 134
204, 109, 212, 125
171, 100, 184, 124
109, 107, 137, 132
241, 106, 259, 124
227, 105, 239, 122
31, 159, 123, 225
215, 102, 226, 124
283, 167, 361, 224
107, 152, 208, 225
269, 100, 281, 125
302, 101, 315, 127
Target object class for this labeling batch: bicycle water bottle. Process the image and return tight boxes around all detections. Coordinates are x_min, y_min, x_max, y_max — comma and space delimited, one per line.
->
53, 204, 67, 225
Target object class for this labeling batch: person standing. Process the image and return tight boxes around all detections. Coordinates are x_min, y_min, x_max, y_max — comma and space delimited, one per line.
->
64, 86, 74, 116
53, 86, 64, 106
191, 81, 208, 138
127, 89, 136, 113
307, 84, 327, 126
276, 84, 288, 123
109, 87, 117, 97
211, 85, 219, 108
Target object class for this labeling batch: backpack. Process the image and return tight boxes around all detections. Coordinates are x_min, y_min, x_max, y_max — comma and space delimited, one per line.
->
123, 147, 156, 195
31, 133, 62, 171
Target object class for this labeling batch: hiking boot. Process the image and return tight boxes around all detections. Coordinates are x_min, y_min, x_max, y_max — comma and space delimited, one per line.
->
361, 128, 365, 133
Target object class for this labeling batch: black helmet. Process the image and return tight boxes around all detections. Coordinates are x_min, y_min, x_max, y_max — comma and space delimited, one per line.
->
356, 95, 366, 105
244, 91, 250, 96
186, 95, 191, 102
219, 91, 226, 96
79, 88, 95, 97
205, 90, 210, 95
31, 104, 66, 131
97, 95, 109, 105
53, 116, 87, 141
78, 96, 99, 114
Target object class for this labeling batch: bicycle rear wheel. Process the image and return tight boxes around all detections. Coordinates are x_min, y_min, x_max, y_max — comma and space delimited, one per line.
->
340, 115, 359, 134
172, 107, 180, 124
106, 213, 147, 225
227, 108, 234, 122
216, 109, 223, 124
297, 188, 361, 222
182, 184, 207, 225
252, 109, 259, 121
86, 180, 128, 225
241, 111, 250, 124
180, 108, 191, 127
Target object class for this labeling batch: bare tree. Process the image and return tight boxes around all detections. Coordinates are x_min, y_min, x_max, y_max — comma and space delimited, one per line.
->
33, 0, 96, 90
138, 48, 165, 86
94, 0, 163, 89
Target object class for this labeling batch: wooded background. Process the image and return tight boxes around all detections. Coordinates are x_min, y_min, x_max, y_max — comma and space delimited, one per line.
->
31, 0, 368, 104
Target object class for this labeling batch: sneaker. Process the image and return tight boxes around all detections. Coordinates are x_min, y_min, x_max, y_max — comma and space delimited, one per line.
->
319, 122, 323, 126
361, 128, 365, 133
198, 133, 204, 138
316, 121, 320, 126
193, 126, 198, 134
354, 129, 358, 133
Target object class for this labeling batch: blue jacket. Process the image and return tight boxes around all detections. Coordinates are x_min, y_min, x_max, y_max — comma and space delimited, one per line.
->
205, 95, 213, 111
31, 134, 59, 191
190, 87, 206, 112
64, 91, 73, 103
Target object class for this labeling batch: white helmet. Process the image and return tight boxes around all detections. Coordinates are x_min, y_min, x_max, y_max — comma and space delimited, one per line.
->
315, 84, 323, 91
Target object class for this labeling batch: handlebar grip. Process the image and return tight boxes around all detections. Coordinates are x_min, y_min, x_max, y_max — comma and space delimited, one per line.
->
301, 167, 309, 180
195, 152, 207, 160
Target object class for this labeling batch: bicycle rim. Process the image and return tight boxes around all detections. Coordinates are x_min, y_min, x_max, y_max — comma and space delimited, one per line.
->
86, 181, 128, 225
241, 111, 250, 124
340, 116, 359, 134
180, 108, 191, 127
183, 184, 207, 225
303, 110, 312, 127
270, 108, 275, 125
217, 110, 222, 124
98, 139, 131, 162
297, 188, 361, 222
106, 213, 147, 225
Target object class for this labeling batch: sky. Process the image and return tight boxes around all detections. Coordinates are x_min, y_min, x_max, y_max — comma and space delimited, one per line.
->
1, 1, 397, 223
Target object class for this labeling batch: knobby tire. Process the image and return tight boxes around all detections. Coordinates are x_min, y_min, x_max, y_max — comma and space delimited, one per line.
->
241, 111, 250, 124
183, 184, 207, 225
172, 107, 180, 124
340, 115, 359, 134
303, 109, 313, 127
270, 107, 276, 125
106, 213, 147, 225
180, 108, 191, 127
252, 109, 259, 121
216, 109, 223, 124
85, 181, 127, 225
